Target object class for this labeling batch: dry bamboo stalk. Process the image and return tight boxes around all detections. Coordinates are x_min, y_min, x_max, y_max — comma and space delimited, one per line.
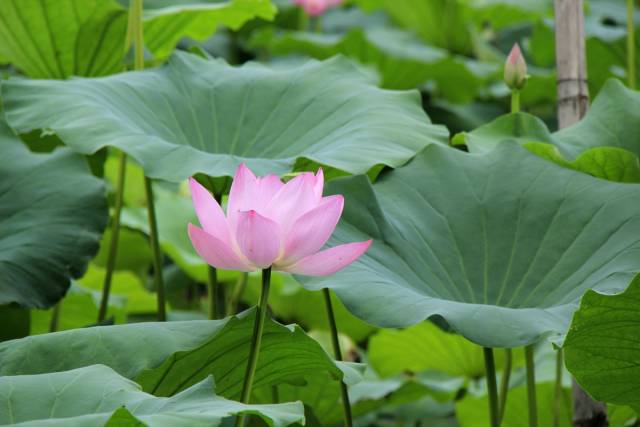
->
554, 1, 608, 426
555, 0, 589, 128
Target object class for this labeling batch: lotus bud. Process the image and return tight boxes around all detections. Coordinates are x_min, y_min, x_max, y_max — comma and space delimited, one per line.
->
504, 43, 527, 90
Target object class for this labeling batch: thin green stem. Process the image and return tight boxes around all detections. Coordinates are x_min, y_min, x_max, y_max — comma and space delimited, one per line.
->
227, 272, 248, 316
98, 151, 127, 322
144, 177, 166, 321
498, 348, 513, 423
553, 348, 564, 427
323, 288, 353, 427
131, 0, 144, 71
510, 90, 520, 113
235, 267, 272, 427
130, 0, 165, 321
49, 303, 61, 332
483, 347, 500, 427
207, 266, 218, 319
205, 191, 224, 319
628, 0, 636, 89
525, 345, 538, 427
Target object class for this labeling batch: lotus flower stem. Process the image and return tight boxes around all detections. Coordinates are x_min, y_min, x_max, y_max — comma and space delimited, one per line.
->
227, 272, 248, 316
510, 90, 520, 113
129, 0, 166, 321
323, 288, 353, 427
49, 303, 61, 332
525, 345, 538, 427
498, 348, 512, 423
98, 151, 126, 322
144, 177, 167, 321
483, 347, 500, 427
207, 266, 218, 319
236, 267, 272, 427
553, 348, 564, 427
628, 0, 636, 89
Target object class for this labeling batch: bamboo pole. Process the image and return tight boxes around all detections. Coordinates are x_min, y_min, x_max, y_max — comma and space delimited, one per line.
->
554, 0, 589, 128
554, 1, 608, 425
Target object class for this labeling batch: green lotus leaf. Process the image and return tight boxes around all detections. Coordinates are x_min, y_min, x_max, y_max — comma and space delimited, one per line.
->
0, 0, 128, 78
249, 26, 497, 101
0, 309, 350, 399
2, 52, 446, 181
453, 99, 640, 183
369, 322, 492, 378
456, 381, 571, 427
297, 143, 640, 348
457, 82, 640, 157
0, 364, 304, 427
564, 274, 640, 411
139, 0, 277, 58
0, 0, 275, 78
0, 122, 107, 308
555, 79, 640, 158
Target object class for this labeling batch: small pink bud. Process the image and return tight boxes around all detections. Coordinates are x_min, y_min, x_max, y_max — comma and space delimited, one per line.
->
504, 43, 527, 90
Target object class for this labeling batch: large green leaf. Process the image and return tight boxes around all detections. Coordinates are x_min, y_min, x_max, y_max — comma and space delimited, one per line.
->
249, 26, 497, 101
0, 122, 107, 308
0, 309, 348, 399
297, 143, 640, 348
0, 0, 275, 78
0, 364, 304, 426
2, 52, 447, 181
563, 275, 640, 411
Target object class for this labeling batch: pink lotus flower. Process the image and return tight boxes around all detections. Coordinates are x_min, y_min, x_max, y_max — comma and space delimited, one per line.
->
188, 164, 372, 276
293, 0, 343, 17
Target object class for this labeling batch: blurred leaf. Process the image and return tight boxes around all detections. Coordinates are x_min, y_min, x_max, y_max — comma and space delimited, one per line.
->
369, 322, 486, 378
250, 26, 497, 101
30, 283, 124, 335
94, 227, 153, 276
456, 381, 571, 427
0, 364, 304, 427
244, 273, 376, 342
139, 0, 277, 58
0, 121, 107, 308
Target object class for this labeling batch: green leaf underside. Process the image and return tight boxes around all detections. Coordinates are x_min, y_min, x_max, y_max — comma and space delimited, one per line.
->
0, 364, 304, 427
297, 142, 640, 348
0, 0, 276, 78
564, 274, 640, 412
2, 52, 448, 182
0, 309, 344, 400
0, 121, 107, 308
